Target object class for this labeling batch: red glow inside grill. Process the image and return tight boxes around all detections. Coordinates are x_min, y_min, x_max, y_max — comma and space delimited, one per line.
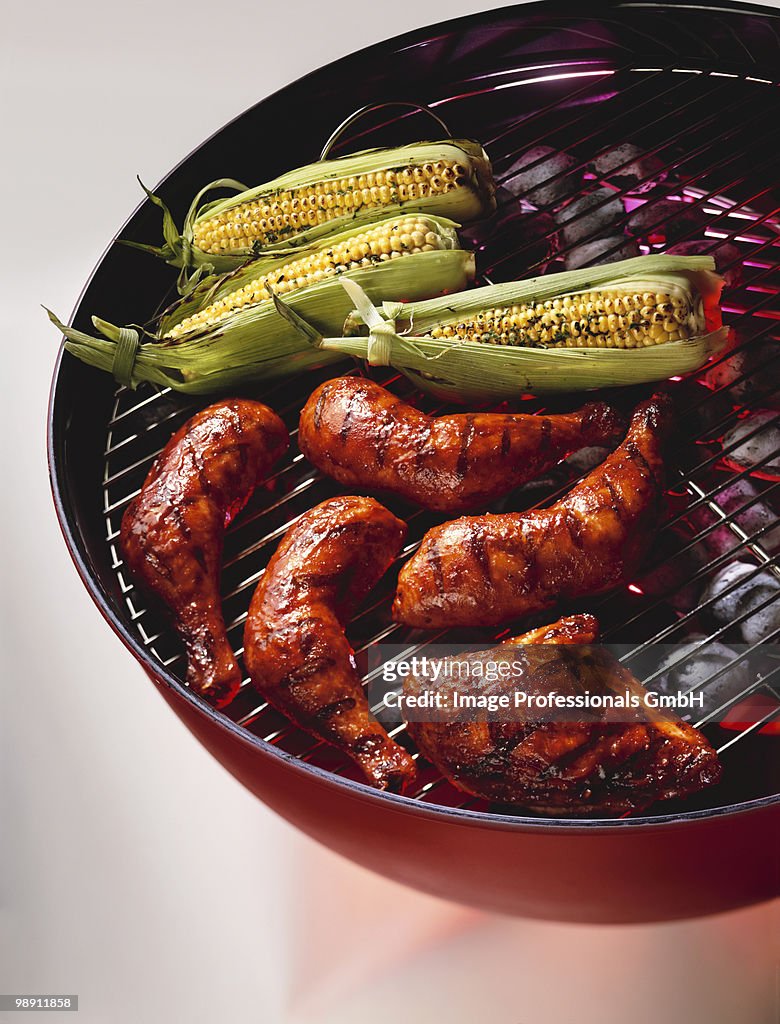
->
720, 695, 780, 735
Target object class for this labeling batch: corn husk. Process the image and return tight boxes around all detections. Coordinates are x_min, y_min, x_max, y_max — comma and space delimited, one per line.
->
48, 245, 475, 394
280, 255, 729, 402
158, 214, 462, 338
128, 140, 495, 291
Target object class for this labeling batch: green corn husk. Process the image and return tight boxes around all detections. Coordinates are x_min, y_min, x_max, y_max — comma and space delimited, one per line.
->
47, 245, 475, 394
129, 140, 495, 291
282, 255, 729, 402
158, 213, 463, 339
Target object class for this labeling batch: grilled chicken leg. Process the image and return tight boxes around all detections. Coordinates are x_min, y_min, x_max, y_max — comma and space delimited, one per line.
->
120, 399, 288, 708
394, 393, 672, 628
244, 496, 416, 791
299, 376, 624, 512
406, 615, 722, 815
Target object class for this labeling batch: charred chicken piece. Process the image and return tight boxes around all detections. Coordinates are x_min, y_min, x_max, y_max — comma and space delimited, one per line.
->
244, 496, 416, 791
120, 399, 289, 708
393, 394, 672, 629
406, 615, 722, 816
299, 377, 624, 513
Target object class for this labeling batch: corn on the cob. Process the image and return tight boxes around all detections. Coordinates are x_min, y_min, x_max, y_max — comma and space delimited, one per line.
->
425, 287, 707, 349
289, 255, 728, 402
163, 215, 459, 341
48, 237, 475, 394
132, 140, 495, 288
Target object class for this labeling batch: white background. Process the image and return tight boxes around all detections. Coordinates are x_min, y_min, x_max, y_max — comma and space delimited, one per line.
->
1, 1, 779, 1021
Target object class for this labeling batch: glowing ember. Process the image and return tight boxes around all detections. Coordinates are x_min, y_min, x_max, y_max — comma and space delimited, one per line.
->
720, 695, 780, 735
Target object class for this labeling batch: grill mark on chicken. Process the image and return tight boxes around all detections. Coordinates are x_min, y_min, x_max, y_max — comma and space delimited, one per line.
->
120, 399, 289, 708
487, 725, 527, 757
312, 386, 328, 430
374, 417, 396, 468
297, 620, 324, 658
146, 549, 173, 581
625, 440, 652, 480
374, 398, 405, 467
512, 527, 540, 595
328, 519, 379, 543
190, 545, 209, 574
279, 656, 338, 690
593, 730, 652, 782
186, 434, 215, 501
501, 425, 512, 458
338, 389, 360, 442
393, 395, 672, 628
467, 522, 491, 578
244, 496, 416, 791
428, 539, 446, 593
299, 377, 624, 512
457, 415, 476, 479
315, 697, 357, 720
603, 476, 626, 520
412, 432, 435, 478
564, 509, 585, 549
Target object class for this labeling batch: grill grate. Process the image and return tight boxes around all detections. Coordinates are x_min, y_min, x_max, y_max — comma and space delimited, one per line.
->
101, 62, 780, 817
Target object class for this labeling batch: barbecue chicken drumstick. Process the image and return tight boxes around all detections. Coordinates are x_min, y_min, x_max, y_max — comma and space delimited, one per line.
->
394, 393, 672, 628
244, 496, 416, 791
120, 399, 288, 708
299, 376, 624, 512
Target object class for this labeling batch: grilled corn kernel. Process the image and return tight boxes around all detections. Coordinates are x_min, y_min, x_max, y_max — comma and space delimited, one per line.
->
165, 217, 447, 340
193, 163, 468, 255
425, 289, 706, 348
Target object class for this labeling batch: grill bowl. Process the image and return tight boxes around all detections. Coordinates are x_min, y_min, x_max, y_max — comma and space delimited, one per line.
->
48, 0, 780, 922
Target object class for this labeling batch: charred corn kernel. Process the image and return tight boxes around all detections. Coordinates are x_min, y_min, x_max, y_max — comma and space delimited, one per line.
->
425, 287, 708, 348
164, 216, 451, 340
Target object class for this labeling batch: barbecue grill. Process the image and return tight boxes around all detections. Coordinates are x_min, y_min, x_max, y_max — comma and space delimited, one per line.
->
48, 0, 780, 922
